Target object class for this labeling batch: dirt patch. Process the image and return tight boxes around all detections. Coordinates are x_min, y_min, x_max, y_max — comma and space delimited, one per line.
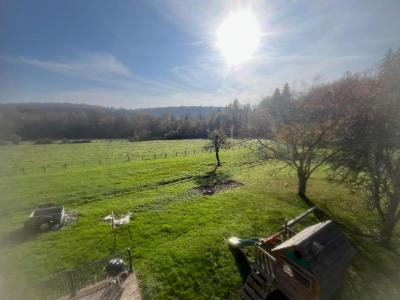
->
195, 180, 243, 195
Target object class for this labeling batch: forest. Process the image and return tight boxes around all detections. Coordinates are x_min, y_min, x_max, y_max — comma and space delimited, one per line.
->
0, 102, 246, 141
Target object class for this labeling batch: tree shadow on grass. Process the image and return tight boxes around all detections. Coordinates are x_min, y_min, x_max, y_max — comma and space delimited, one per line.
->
0, 227, 39, 247
195, 166, 219, 185
194, 167, 242, 195
298, 194, 328, 221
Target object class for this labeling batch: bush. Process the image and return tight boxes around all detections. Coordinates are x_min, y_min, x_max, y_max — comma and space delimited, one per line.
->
71, 140, 91, 143
164, 130, 180, 140
34, 138, 53, 145
60, 139, 91, 144
0, 139, 10, 146
8, 134, 21, 145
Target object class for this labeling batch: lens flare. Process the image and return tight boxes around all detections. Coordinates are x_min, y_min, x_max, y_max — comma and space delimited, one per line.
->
216, 10, 261, 66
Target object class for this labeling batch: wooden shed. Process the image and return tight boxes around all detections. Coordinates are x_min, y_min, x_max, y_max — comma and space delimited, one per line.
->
271, 220, 355, 300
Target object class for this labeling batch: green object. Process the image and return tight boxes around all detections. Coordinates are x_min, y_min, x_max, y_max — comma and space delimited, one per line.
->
285, 250, 310, 270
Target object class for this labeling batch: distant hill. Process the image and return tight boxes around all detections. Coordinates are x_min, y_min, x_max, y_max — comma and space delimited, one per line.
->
134, 106, 223, 118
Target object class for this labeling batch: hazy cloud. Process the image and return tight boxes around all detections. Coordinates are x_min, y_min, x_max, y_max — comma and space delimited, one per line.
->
16, 53, 132, 82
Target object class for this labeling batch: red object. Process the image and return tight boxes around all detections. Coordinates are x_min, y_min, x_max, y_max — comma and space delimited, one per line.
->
264, 234, 282, 245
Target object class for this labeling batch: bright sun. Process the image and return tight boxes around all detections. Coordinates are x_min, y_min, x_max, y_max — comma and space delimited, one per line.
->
216, 10, 261, 66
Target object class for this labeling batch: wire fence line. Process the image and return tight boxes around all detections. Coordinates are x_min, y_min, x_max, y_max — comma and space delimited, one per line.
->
10, 159, 266, 212
100, 159, 269, 201
1, 141, 260, 177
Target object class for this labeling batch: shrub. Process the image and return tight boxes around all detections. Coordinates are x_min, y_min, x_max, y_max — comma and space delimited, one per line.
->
34, 138, 53, 145
8, 134, 21, 145
0, 139, 10, 146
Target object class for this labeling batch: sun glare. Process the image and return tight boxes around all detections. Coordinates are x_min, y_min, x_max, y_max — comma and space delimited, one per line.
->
216, 10, 261, 66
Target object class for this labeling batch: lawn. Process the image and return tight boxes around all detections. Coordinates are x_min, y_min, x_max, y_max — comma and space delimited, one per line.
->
0, 139, 399, 300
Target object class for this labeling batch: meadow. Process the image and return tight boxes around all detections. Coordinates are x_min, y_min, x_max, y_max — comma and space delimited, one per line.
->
0, 139, 399, 300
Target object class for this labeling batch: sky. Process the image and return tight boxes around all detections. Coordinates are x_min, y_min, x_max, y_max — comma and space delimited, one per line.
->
0, 0, 399, 109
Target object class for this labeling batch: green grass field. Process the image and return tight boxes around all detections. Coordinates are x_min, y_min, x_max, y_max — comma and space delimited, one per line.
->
0, 139, 399, 300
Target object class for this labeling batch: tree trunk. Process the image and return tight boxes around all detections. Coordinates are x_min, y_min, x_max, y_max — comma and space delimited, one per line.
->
379, 225, 393, 247
297, 171, 307, 198
378, 190, 400, 247
379, 215, 396, 247
216, 147, 221, 166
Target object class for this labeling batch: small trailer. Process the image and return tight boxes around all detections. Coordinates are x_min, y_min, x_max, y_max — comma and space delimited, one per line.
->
230, 207, 355, 300
25, 206, 65, 231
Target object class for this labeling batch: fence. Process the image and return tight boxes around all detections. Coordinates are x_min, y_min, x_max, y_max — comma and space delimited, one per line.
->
1, 139, 260, 177
37, 248, 133, 300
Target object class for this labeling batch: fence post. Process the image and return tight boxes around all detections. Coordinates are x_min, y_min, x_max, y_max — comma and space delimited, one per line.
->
128, 248, 133, 272
67, 271, 76, 297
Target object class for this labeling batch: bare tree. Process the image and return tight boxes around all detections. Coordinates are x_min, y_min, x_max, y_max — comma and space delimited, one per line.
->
257, 85, 337, 199
207, 129, 227, 167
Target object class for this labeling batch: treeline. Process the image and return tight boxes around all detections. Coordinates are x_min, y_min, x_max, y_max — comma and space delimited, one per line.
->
134, 106, 222, 118
0, 102, 258, 142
